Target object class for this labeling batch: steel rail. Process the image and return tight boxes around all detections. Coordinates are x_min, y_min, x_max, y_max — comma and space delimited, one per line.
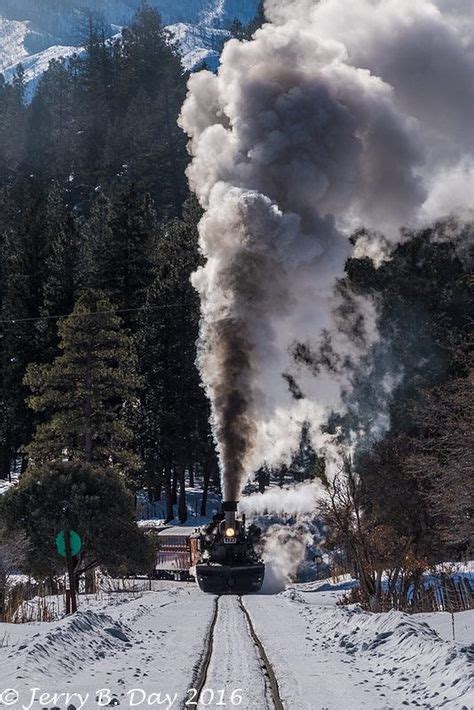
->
238, 596, 285, 710
183, 595, 220, 709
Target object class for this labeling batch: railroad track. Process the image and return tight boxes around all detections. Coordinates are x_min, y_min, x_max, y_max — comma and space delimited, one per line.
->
186, 595, 284, 710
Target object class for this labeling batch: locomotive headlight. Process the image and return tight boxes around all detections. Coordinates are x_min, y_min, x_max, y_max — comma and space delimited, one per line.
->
225, 527, 235, 537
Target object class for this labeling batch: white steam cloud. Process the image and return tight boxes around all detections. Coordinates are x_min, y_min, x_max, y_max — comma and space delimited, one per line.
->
179, 0, 474, 501
259, 523, 314, 593
239, 482, 323, 517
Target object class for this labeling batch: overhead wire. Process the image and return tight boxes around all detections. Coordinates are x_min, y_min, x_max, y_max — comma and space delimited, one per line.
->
0, 301, 192, 326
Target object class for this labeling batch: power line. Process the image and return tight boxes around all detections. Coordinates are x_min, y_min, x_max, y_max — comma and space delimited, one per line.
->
0, 301, 192, 325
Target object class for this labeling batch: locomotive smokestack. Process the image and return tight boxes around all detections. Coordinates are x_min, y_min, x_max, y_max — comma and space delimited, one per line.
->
222, 501, 238, 534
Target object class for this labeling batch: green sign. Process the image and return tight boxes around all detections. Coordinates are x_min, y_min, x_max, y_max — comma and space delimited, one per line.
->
56, 529, 82, 557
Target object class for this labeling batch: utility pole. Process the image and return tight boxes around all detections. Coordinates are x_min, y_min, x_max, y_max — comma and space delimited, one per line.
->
64, 523, 78, 614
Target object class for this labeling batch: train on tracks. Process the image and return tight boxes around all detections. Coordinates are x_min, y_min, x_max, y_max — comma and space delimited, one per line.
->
147, 501, 265, 594
195, 501, 265, 594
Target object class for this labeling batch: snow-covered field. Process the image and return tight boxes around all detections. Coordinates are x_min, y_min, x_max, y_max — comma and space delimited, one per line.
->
0, 577, 472, 710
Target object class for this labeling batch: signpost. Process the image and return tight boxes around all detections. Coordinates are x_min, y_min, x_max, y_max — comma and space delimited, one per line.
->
55, 527, 82, 614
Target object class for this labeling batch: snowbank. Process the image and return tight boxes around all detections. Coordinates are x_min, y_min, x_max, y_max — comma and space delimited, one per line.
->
0, 587, 215, 707
245, 579, 474, 709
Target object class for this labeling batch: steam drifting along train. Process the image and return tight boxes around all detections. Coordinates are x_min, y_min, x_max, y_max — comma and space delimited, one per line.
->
195, 501, 265, 594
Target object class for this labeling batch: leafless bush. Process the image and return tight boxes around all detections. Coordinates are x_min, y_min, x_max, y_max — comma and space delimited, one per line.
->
0, 526, 31, 622
319, 457, 428, 611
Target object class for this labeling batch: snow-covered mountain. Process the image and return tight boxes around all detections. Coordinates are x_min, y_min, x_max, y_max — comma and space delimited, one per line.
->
0, 15, 28, 68
0, 0, 258, 98
167, 22, 231, 73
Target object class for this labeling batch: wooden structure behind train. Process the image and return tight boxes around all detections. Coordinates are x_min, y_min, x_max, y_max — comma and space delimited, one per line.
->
147, 527, 200, 581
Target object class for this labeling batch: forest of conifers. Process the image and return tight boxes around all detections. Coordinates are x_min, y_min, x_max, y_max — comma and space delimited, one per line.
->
0, 6, 220, 519
0, 2, 471, 576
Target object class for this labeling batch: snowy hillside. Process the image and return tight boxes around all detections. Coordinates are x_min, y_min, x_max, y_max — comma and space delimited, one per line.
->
0, 0, 258, 34
167, 22, 230, 72
0, 15, 28, 70
0, 0, 259, 98
2, 42, 78, 100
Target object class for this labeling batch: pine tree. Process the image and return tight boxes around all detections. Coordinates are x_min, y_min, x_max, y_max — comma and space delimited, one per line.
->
136, 200, 217, 520
0, 3, 192, 484
77, 192, 113, 288
229, 2, 266, 40
38, 182, 79, 359
291, 422, 319, 483
115, 5, 188, 215
91, 184, 158, 323
24, 289, 142, 481
0, 71, 25, 182
0, 185, 49, 477
0, 460, 155, 580
23, 59, 75, 182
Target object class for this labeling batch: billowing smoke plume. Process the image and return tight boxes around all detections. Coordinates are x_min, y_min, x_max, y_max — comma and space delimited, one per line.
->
179, 0, 474, 500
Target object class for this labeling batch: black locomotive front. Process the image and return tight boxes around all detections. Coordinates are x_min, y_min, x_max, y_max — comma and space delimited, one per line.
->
196, 501, 265, 594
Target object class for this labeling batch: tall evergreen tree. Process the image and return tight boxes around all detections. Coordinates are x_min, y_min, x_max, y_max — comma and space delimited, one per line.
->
87, 184, 158, 324
136, 200, 217, 520
0, 460, 155, 580
0, 69, 25, 182
0, 185, 50, 477
113, 4, 188, 214
23, 59, 75, 182
24, 289, 141, 481
38, 182, 80, 359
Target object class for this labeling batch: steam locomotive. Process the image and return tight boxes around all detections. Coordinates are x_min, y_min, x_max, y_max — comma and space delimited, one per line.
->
195, 502, 265, 594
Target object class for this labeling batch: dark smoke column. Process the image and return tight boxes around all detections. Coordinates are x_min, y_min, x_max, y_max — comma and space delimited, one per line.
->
209, 317, 256, 501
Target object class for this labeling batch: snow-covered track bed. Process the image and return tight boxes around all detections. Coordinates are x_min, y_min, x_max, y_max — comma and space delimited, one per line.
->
190, 595, 284, 710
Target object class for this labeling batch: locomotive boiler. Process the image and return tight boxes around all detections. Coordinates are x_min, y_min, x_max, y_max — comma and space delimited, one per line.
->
195, 501, 265, 594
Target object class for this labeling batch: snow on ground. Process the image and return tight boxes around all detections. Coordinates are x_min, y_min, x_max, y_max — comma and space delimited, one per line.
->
0, 14, 78, 101
417, 610, 473, 644
167, 22, 230, 71
0, 583, 215, 709
0, 472, 19, 496
0, 479, 14, 496
0, 576, 472, 709
0, 16, 29, 71
2, 44, 78, 100
137, 487, 221, 527
204, 596, 268, 706
246, 578, 474, 710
